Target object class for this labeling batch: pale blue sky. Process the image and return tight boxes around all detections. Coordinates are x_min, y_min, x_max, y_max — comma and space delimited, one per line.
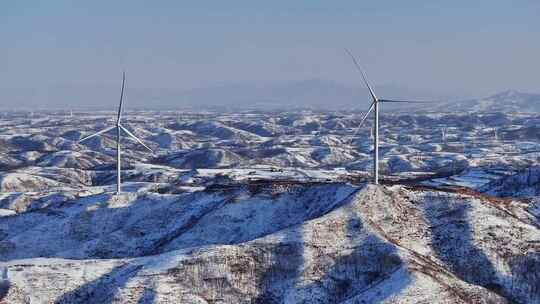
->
2, 0, 540, 101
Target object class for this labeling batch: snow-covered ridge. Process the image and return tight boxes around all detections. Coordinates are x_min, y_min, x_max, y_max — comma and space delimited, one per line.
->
2, 111, 539, 177
1, 110, 540, 303
1, 183, 539, 303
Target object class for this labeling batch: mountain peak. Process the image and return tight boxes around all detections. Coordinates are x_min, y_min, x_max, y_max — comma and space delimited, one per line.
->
488, 89, 522, 100
438, 89, 540, 113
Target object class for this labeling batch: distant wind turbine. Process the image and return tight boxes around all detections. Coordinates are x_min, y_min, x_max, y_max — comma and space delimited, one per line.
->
78, 72, 153, 194
441, 127, 447, 143
346, 49, 428, 184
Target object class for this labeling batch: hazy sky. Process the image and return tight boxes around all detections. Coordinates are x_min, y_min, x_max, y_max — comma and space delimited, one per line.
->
2, 0, 540, 99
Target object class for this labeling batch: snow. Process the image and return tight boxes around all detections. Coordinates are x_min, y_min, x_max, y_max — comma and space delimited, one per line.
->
528, 198, 540, 219
1, 110, 540, 302
1, 183, 537, 302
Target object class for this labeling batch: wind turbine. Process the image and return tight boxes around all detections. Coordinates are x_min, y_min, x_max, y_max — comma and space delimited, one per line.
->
78, 72, 153, 194
441, 127, 447, 143
346, 49, 427, 184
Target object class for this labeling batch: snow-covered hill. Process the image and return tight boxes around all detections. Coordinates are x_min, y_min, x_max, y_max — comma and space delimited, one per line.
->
2, 110, 539, 178
1, 110, 540, 303
1, 183, 539, 303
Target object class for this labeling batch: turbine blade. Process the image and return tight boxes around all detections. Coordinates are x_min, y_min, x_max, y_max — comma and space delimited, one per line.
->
119, 124, 154, 153
379, 99, 432, 103
357, 101, 375, 128
116, 71, 126, 123
78, 126, 116, 143
348, 101, 375, 146
345, 49, 377, 101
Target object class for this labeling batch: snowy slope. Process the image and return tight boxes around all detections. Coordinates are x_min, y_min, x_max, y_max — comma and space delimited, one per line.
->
1, 184, 539, 303
480, 166, 540, 197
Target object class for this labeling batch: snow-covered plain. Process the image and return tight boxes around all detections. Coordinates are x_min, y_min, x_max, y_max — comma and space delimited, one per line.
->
0, 110, 539, 303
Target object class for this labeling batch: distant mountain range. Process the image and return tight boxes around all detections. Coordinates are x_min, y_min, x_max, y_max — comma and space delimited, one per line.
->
436, 90, 540, 113
0, 80, 450, 111
1, 80, 538, 112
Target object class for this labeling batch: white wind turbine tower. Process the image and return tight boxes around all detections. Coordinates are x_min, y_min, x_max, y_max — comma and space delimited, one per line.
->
78, 72, 153, 194
346, 49, 428, 184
